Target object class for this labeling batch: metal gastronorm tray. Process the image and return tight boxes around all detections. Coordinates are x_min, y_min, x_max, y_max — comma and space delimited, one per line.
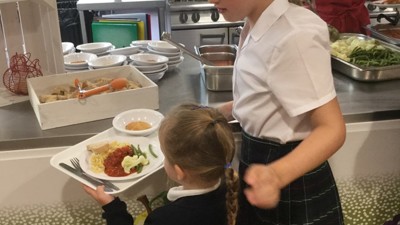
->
194, 44, 237, 91
331, 33, 400, 81
365, 24, 400, 46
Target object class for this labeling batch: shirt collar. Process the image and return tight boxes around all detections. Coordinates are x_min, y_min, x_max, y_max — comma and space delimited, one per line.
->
167, 179, 221, 202
242, 0, 290, 46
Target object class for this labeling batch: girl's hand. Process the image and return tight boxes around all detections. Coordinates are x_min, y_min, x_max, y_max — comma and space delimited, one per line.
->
83, 185, 115, 206
243, 164, 282, 209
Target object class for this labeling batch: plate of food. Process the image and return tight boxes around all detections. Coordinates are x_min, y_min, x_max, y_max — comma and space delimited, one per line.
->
50, 128, 164, 194
78, 136, 164, 181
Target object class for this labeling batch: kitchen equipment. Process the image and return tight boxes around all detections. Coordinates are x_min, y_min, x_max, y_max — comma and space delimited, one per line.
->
167, 0, 244, 51
194, 44, 237, 91
161, 32, 215, 65
331, 33, 400, 81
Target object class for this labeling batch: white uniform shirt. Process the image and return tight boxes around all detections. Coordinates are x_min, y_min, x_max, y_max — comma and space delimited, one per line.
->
233, 0, 336, 144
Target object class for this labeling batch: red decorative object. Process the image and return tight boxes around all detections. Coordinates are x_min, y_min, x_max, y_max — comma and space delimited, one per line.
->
3, 52, 43, 95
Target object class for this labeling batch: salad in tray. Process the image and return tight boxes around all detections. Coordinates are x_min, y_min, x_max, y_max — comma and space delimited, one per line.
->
331, 36, 400, 67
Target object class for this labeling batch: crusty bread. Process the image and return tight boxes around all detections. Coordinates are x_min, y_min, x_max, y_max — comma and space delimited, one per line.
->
87, 141, 110, 154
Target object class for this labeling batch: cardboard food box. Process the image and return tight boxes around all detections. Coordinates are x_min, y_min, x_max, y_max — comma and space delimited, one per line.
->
27, 65, 159, 130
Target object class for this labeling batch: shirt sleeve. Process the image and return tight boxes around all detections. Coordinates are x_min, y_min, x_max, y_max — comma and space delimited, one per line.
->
102, 197, 134, 225
267, 27, 336, 117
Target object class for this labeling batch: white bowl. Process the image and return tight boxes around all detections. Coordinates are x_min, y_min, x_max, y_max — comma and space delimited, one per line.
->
168, 56, 184, 65
129, 61, 166, 72
130, 53, 169, 66
113, 109, 164, 136
147, 46, 182, 57
107, 46, 141, 56
141, 63, 168, 74
131, 40, 153, 50
167, 55, 182, 62
62, 42, 75, 55
77, 42, 113, 54
64, 52, 97, 67
148, 41, 179, 53
144, 70, 167, 82
88, 55, 127, 69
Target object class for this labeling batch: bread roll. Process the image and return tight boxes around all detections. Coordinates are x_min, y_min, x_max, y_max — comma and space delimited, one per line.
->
87, 141, 110, 154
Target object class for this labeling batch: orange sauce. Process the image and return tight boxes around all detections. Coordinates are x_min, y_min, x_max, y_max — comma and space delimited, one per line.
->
125, 121, 151, 131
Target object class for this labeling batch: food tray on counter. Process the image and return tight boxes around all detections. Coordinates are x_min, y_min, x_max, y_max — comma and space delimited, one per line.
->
50, 127, 164, 194
27, 65, 159, 130
331, 33, 400, 81
366, 24, 400, 45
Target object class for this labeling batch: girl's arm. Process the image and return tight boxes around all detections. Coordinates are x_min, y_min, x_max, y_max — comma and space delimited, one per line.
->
217, 101, 234, 121
243, 97, 346, 208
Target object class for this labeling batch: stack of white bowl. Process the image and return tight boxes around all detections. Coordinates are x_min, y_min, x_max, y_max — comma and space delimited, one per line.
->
129, 53, 169, 82
147, 41, 184, 71
88, 55, 127, 70
62, 42, 75, 55
76, 42, 114, 56
131, 40, 153, 51
64, 52, 97, 72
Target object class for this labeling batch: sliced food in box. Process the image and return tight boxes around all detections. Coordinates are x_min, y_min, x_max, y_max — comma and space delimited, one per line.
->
27, 65, 159, 130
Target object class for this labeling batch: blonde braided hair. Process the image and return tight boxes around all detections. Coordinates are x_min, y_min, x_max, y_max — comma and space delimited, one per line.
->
159, 103, 239, 225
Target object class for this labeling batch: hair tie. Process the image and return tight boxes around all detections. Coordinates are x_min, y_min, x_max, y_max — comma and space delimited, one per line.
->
224, 162, 232, 169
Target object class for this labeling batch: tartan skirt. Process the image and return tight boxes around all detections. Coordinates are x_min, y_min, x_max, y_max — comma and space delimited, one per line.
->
236, 132, 344, 225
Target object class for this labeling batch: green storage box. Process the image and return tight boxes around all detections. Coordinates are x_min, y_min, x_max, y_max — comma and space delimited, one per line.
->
91, 22, 138, 48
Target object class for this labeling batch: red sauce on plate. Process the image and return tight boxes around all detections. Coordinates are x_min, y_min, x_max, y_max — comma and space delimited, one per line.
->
104, 145, 136, 177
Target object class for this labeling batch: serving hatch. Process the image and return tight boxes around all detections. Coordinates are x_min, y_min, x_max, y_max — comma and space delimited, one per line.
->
331, 33, 400, 82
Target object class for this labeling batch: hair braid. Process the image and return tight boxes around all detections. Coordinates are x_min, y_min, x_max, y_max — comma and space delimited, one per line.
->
225, 167, 239, 225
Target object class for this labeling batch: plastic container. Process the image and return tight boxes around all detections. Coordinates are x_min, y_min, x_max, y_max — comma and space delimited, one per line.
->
92, 22, 138, 48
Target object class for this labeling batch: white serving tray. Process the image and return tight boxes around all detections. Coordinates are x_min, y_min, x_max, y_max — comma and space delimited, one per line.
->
50, 127, 164, 194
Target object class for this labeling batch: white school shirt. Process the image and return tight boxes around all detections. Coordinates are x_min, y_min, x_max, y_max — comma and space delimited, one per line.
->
232, 0, 336, 144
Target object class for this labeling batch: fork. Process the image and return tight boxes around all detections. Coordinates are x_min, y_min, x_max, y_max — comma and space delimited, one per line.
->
70, 157, 120, 191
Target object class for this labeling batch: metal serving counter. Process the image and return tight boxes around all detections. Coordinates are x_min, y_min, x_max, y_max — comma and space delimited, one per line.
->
1, 56, 399, 150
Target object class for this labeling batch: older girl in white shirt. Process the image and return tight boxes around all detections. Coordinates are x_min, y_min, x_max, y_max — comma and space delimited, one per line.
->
209, 0, 346, 224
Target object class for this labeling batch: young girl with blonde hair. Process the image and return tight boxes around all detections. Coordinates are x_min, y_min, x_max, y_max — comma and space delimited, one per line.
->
84, 103, 239, 225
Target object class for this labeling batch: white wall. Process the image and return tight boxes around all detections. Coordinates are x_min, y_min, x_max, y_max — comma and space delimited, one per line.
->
329, 119, 400, 225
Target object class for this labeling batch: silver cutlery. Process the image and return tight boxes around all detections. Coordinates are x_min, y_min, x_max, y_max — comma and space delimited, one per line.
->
70, 157, 120, 191
59, 162, 114, 192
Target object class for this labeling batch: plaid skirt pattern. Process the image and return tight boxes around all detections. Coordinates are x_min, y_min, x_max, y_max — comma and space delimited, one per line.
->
236, 132, 344, 225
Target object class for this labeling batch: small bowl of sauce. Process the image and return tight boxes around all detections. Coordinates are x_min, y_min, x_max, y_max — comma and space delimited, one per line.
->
113, 109, 164, 136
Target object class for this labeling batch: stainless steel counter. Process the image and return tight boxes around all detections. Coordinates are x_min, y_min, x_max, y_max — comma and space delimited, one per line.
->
1, 56, 399, 150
